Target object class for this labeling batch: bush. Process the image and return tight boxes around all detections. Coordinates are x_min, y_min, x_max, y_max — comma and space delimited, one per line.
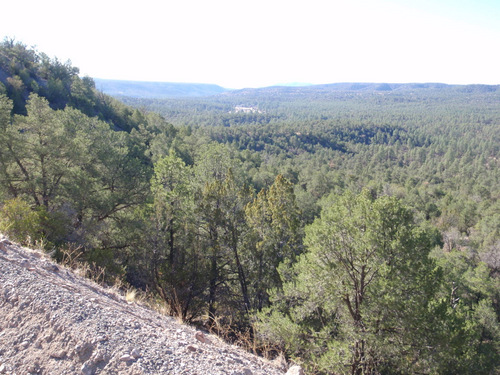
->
0, 197, 68, 246
0, 197, 42, 244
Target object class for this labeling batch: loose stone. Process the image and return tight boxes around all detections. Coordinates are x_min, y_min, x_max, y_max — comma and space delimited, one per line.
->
195, 331, 206, 343
286, 365, 305, 375
80, 362, 94, 375
131, 348, 141, 358
120, 354, 133, 362
50, 350, 67, 359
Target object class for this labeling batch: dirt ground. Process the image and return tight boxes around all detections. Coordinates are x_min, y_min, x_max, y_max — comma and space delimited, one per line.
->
0, 236, 290, 375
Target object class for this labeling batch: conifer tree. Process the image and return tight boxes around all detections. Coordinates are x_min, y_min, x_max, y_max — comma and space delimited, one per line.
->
258, 190, 444, 374
245, 174, 302, 310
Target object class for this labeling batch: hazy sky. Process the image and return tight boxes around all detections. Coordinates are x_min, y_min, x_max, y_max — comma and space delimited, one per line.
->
2, 0, 499, 88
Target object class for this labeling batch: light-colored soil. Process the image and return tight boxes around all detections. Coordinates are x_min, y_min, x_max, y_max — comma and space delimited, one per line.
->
0, 236, 287, 375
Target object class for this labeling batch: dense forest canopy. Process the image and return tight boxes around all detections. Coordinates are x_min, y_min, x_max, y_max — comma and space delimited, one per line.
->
0, 40, 499, 374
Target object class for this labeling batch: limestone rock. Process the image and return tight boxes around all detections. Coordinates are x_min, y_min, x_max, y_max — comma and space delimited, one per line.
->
50, 350, 67, 359
286, 365, 305, 375
131, 348, 141, 358
120, 354, 133, 362
81, 362, 94, 375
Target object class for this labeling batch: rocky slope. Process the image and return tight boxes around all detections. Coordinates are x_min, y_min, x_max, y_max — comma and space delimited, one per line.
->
0, 236, 300, 375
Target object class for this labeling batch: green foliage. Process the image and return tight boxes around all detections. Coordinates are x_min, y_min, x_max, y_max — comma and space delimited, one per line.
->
0, 39, 145, 131
0, 197, 66, 246
193, 145, 254, 320
258, 191, 449, 374
8, 93, 71, 208
1, 40, 499, 372
148, 152, 199, 318
245, 174, 303, 310
429, 247, 500, 374
0, 197, 42, 244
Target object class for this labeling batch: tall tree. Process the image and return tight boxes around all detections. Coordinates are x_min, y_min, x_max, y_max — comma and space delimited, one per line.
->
147, 151, 203, 319
258, 190, 444, 374
245, 174, 302, 310
0, 94, 74, 208
151, 151, 193, 268
0, 94, 15, 199
219, 171, 254, 315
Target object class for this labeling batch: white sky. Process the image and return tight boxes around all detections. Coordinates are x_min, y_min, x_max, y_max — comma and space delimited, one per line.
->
1, 0, 499, 88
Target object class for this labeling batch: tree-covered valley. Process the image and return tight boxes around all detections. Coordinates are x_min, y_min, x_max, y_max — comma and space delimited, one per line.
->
0, 40, 499, 374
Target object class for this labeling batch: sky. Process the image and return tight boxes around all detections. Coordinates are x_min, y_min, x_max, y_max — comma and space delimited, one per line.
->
1, 0, 499, 88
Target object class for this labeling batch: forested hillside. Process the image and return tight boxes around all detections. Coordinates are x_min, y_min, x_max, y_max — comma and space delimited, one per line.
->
0, 40, 499, 374
94, 78, 229, 98
0, 39, 149, 132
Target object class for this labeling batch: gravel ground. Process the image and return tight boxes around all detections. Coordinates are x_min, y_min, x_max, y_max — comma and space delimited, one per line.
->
0, 236, 291, 375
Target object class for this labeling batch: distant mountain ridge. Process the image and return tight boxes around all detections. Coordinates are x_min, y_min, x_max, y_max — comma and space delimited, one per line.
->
95, 79, 500, 99
242, 82, 500, 94
93, 78, 229, 98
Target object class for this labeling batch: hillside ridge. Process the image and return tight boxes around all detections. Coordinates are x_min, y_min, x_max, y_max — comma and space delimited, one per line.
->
96, 78, 500, 100
93, 79, 229, 98
0, 235, 289, 375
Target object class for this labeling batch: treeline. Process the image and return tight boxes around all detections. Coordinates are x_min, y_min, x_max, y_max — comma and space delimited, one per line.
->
0, 40, 499, 374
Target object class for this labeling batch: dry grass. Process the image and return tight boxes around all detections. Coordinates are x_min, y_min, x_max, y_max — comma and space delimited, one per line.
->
125, 288, 137, 303
59, 244, 85, 269
207, 314, 285, 363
